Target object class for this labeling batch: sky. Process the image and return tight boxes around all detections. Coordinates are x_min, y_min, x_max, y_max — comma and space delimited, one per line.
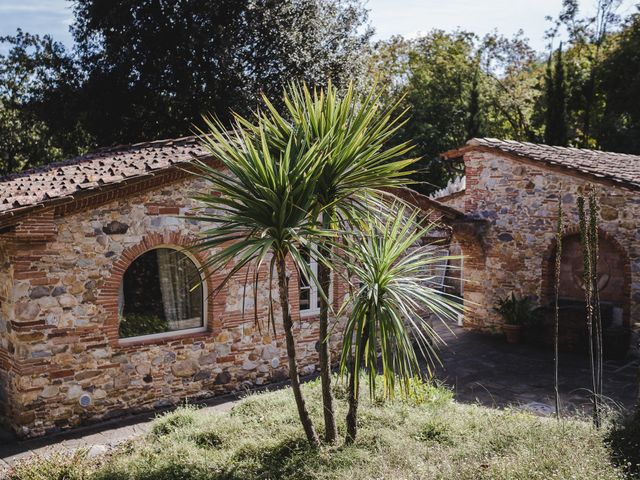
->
0, 0, 639, 54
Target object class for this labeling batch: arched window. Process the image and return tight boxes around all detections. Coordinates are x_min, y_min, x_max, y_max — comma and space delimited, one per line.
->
118, 248, 204, 340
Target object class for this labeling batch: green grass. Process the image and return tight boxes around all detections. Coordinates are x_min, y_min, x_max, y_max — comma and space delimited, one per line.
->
8, 379, 626, 480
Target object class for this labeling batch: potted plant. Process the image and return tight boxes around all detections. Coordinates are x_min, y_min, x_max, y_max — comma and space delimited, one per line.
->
496, 293, 538, 344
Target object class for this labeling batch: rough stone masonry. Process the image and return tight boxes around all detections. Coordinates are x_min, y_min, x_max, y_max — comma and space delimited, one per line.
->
0, 173, 352, 438
438, 139, 640, 334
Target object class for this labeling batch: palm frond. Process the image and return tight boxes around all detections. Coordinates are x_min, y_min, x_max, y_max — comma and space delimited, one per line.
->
338, 204, 465, 400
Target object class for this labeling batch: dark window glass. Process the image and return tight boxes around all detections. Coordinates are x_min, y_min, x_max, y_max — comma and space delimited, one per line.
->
119, 248, 203, 338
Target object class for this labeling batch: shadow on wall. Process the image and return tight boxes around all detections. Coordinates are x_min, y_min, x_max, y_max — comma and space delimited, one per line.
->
532, 232, 631, 358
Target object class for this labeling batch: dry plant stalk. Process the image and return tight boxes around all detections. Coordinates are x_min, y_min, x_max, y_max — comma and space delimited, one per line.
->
577, 191, 603, 428
554, 197, 563, 420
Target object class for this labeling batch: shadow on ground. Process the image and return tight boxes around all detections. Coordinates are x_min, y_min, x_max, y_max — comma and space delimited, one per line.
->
430, 323, 638, 415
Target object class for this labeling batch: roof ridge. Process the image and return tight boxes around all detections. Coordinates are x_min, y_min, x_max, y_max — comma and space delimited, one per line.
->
104, 134, 200, 154
469, 137, 640, 158
454, 138, 640, 190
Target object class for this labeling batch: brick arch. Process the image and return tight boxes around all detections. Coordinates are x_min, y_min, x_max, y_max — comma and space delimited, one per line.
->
451, 222, 490, 329
540, 226, 632, 325
99, 231, 218, 346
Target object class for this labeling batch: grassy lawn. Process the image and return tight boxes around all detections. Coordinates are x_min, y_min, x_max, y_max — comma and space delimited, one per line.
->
10, 379, 627, 480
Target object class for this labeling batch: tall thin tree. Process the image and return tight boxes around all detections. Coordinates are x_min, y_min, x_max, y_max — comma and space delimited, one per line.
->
190, 115, 328, 446
338, 205, 464, 443
589, 193, 604, 426
467, 67, 481, 139
545, 44, 568, 146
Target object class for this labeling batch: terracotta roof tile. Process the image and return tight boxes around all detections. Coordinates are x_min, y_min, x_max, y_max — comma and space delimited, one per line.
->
444, 138, 640, 189
0, 136, 209, 216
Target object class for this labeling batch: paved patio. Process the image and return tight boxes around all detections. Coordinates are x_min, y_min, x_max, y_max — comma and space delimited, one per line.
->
1, 323, 638, 472
433, 323, 639, 414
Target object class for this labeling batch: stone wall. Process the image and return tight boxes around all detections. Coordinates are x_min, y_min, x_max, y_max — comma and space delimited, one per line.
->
440, 150, 639, 331
0, 176, 347, 438
0, 241, 13, 428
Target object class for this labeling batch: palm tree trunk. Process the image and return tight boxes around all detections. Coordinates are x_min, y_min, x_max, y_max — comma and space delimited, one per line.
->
345, 327, 369, 445
318, 256, 337, 443
276, 254, 319, 447
345, 358, 359, 445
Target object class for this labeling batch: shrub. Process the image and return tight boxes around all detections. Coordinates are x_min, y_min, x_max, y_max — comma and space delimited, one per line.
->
151, 406, 199, 437
118, 313, 168, 338
10, 380, 625, 480
495, 292, 540, 326
7, 450, 91, 480
607, 413, 640, 477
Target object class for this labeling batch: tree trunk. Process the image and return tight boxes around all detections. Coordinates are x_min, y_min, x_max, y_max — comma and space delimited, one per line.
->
318, 255, 337, 444
345, 327, 369, 445
345, 356, 359, 445
276, 254, 319, 447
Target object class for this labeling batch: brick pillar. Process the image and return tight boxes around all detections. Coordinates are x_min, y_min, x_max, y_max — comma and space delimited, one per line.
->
452, 219, 492, 331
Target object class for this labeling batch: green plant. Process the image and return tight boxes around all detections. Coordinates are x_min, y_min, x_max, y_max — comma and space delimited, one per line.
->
247, 81, 416, 443
13, 380, 625, 480
190, 107, 326, 446
118, 313, 168, 338
338, 204, 464, 443
495, 292, 538, 326
152, 406, 199, 437
189, 81, 417, 446
554, 196, 564, 420
7, 450, 92, 480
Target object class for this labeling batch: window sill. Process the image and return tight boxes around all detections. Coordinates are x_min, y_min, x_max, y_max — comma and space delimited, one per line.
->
117, 327, 209, 347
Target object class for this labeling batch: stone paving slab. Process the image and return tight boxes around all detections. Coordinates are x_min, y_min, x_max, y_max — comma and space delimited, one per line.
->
431, 323, 638, 415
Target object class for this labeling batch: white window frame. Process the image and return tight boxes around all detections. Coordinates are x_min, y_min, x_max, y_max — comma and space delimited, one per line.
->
118, 245, 207, 344
299, 249, 320, 316
299, 246, 334, 317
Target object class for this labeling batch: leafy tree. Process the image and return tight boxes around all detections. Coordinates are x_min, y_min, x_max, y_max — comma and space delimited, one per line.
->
0, 99, 58, 175
598, 11, 640, 153
544, 46, 568, 146
70, 0, 371, 146
370, 30, 540, 194
0, 30, 90, 174
545, 0, 622, 147
466, 67, 481, 139
399, 31, 477, 191
0, 0, 371, 173
479, 31, 541, 142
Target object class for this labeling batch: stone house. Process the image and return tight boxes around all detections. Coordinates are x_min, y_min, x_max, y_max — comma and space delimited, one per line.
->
438, 138, 640, 352
0, 136, 457, 438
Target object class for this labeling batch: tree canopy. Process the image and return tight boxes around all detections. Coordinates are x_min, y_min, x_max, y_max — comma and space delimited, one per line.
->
0, 0, 371, 174
2, 0, 640, 192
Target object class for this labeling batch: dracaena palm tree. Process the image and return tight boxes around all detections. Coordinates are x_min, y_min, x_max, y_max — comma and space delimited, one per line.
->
188, 116, 330, 446
241, 81, 417, 443
338, 205, 464, 444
